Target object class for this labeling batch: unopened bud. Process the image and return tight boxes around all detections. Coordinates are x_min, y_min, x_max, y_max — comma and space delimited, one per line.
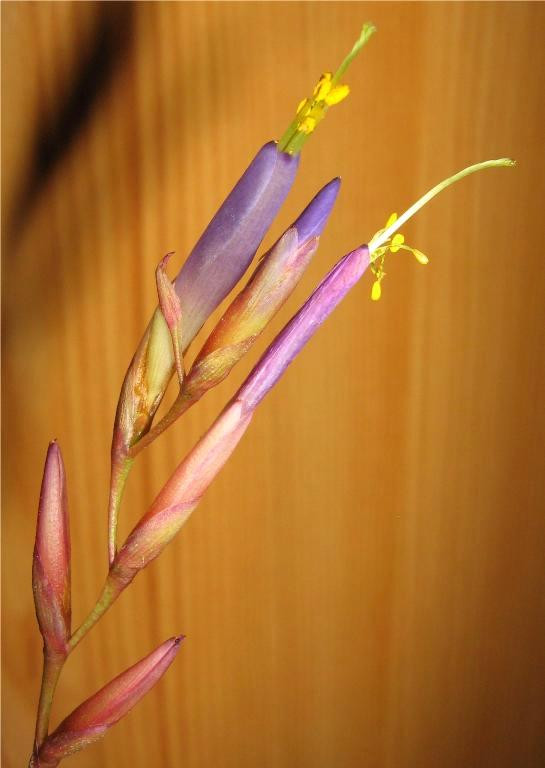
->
32, 442, 71, 655
38, 637, 182, 764
110, 401, 253, 590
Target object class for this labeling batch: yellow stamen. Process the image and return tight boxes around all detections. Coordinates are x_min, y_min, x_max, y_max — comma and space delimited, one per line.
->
325, 84, 350, 105
313, 73, 332, 100
367, 158, 516, 301
277, 22, 376, 154
411, 247, 429, 265
298, 116, 316, 135
385, 212, 398, 229
390, 233, 404, 252
371, 280, 382, 301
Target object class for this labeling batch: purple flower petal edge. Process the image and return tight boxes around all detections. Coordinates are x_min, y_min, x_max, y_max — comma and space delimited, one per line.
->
237, 245, 370, 412
291, 177, 340, 243
174, 142, 299, 346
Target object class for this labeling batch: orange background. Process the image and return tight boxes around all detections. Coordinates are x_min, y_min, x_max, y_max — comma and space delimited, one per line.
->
3, 3, 545, 767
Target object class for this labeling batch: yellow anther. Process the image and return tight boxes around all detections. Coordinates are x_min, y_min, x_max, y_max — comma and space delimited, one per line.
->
278, 23, 376, 154
313, 72, 332, 100
371, 280, 382, 301
390, 233, 404, 253
298, 116, 316, 135
367, 157, 516, 302
324, 84, 350, 105
385, 212, 398, 229
412, 248, 429, 265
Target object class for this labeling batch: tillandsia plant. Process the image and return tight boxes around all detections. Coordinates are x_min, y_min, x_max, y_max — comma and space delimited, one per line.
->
29, 23, 515, 767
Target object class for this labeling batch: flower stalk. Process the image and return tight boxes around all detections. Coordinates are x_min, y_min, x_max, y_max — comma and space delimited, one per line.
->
28, 20, 516, 767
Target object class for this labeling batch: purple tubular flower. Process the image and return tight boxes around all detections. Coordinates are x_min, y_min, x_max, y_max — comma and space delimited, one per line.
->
182, 177, 341, 403
238, 245, 370, 412
108, 246, 369, 591
175, 141, 300, 345
114, 142, 299, 452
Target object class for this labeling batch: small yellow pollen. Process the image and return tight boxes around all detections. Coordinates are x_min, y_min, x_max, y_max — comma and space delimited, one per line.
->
324, 84, 350, 106
313, 72, 332, 101
297, 116, 316, 134
296, 99, 308, 115
412, 248, 429, 265
390, 233, 405, 253
371, 280, 382, 301
385, 212, 398, 229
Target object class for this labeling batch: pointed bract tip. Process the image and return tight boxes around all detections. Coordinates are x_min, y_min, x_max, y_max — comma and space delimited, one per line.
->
292, 177, 341, 244
39, 635, 183, 762
33, 441, 71, 652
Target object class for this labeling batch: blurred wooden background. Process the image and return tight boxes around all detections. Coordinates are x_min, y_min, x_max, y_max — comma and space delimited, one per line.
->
3, 2, 545, 767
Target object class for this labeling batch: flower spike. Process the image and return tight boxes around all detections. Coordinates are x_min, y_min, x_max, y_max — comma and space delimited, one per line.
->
108, 244, 370, 594
109, 141, 299, 565
367, 158, 516, 299
278, 22, 376, 154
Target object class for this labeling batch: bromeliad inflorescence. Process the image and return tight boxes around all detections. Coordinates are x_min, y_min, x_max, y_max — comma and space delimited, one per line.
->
28, 21, 515, 768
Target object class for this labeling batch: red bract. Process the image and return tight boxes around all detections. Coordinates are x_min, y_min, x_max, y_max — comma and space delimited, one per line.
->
38, 637, 183, 766
32, 442, 71, 655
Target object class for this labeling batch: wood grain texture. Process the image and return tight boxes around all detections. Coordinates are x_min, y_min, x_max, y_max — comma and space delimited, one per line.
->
2, 3, 545, 767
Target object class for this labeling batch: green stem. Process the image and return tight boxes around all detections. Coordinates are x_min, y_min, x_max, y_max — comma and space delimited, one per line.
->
107, 450, 134, 567
33, 651, 65, 750
68, 580, 119, 652
29, 582, 119, 765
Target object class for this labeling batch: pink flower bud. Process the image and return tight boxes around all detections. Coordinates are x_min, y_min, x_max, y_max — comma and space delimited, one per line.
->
38, 637, 182, 764
110, 401, 252, 589
184, 229, 317, 402
32, 441, 71, 655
